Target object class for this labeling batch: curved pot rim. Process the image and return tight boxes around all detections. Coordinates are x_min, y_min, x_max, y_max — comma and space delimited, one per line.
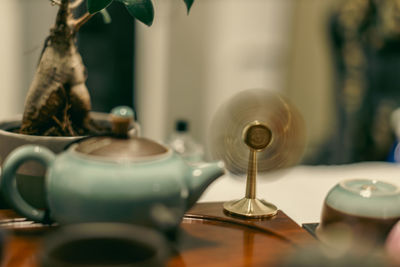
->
0, 112, 109, 142
67, 142, 173, 164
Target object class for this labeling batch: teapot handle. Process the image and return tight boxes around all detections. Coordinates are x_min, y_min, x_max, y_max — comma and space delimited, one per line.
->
1, 145, 55, 222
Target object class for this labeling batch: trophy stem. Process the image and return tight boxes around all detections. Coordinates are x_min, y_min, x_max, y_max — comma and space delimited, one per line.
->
245, 149, 257, 199
223, 122, 278, 219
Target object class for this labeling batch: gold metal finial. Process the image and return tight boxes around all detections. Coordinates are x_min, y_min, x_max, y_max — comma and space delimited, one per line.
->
223, 121, 278, 218
242, 121, 272, 151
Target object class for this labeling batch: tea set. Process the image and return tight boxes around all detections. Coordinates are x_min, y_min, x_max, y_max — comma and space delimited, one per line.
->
0, 89, 400, 265
1, 106, 225, 234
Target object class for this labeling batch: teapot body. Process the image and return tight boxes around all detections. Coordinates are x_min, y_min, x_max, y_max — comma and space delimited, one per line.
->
2, 143, 224, 233
1, 106, 225, 233
47, 150, 189, 227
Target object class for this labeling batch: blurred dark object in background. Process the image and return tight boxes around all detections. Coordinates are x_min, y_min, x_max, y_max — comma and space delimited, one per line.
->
75, 1, 135, 113
278, 243, 389, 267
311, 0, 400, 164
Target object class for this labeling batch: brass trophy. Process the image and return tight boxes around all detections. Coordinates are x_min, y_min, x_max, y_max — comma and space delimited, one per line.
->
209, 89, 306, 218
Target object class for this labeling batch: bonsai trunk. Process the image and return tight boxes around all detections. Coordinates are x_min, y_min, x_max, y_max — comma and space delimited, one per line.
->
20, 0, 92, 136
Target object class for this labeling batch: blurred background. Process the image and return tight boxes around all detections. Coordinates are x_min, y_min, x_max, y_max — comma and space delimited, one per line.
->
1, 0, 400, 165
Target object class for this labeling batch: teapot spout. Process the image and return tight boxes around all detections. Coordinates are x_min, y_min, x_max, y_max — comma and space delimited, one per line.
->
186, 161, 225, 209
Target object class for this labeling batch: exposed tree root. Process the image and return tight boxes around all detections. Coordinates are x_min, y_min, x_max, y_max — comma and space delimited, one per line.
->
20, 0, 95, 136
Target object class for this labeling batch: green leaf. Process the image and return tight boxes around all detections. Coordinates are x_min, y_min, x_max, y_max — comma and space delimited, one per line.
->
100, 9, 112, 24
87, 0, 114, 14
183, 0, 194, 14
117, 0, 154, 26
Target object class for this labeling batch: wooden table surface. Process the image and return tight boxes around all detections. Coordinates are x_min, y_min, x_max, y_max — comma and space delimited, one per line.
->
0, 202, 315, 266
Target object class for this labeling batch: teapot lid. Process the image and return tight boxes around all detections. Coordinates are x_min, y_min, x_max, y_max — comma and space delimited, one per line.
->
74, 136, 169, 160
72, 106, 169, 161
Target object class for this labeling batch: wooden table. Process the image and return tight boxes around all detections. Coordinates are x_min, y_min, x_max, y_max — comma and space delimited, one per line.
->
0, 202, 314, 266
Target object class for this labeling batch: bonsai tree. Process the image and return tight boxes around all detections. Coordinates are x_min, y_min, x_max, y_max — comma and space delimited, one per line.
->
20, 0, 194, 136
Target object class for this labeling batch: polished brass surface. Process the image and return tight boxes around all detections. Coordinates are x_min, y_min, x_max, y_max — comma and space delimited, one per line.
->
245, 149, 257, 199
224, 121, 278, 218
209, 89, 306, 175
223, 198, 278, 218
210, 89, 305, 218
242, 122, 272, 152
243, 122, 271, 199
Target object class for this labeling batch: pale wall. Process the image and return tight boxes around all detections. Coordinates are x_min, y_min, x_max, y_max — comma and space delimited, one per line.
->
286, 0, 338, 160
0, 0, 56, 119
136, 0, 295, 151
0, 0, 22, 118
136, 0, 340, 161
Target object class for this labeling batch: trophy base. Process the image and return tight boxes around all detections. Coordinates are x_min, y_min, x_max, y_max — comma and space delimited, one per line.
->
223, 198, 278, 219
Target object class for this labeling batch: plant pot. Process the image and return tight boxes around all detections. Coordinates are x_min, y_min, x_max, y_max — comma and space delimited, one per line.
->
0, 112, 110, 209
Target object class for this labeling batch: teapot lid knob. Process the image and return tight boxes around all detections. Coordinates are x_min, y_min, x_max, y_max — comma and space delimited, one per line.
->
110, 106, 135, 137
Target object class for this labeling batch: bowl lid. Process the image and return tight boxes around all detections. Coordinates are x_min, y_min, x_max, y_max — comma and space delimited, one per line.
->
340, 179, 400, 197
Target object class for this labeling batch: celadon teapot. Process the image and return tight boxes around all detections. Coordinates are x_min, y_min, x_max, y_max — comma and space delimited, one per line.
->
1, 107, 224, 234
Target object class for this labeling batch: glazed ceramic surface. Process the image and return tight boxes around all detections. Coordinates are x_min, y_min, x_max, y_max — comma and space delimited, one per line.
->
1, 143, 224, 231
317, 178, 400, 245
0, 112, 109, 209
325, 179, 400, 218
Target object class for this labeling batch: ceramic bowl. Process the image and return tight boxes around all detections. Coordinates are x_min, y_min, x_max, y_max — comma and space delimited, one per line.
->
316, 179, 400, 245
40, 223, 169, 267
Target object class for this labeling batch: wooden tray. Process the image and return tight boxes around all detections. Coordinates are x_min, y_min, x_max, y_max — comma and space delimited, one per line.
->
0, 202, 314, 266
